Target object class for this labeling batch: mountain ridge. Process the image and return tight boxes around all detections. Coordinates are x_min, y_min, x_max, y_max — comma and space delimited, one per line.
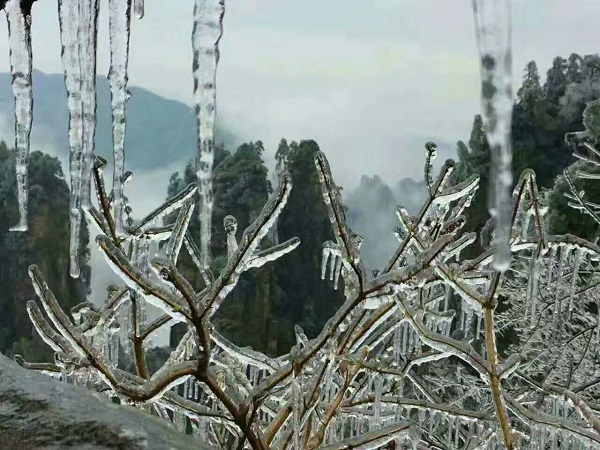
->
0, 70, 237, 172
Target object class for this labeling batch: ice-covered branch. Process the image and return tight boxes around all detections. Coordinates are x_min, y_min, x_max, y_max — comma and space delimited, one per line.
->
199, 172, 295, 319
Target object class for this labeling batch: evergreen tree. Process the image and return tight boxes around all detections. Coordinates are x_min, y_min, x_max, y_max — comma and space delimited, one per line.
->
274, 140, 345, 349
544, 56, 568, 105
561, 54, 600, 123
166, 142, 285, 355
274, 138, 289, 174
453, 115, 491, 254
517, 61, 543, 106
566, 53, 583, 85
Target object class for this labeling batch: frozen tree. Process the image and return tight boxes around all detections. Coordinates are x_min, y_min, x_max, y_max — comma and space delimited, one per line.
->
5, 0, 600, 449
13, 147, 600, 449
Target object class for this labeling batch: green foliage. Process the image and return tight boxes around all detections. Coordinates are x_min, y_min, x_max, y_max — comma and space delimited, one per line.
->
0, 141, 90, 361
583, 99, 600, 141
453, 115, 491, 255
166, 140, 345, 355
544, 57, 567, 104
167, 142, 283, 355
273, 140, 345, 351
454, 54, 600, 249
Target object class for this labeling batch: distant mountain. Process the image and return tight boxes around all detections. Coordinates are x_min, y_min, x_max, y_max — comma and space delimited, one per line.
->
395, 177, 426, 214
0, 71, 237, 171
346, 174, 426, 271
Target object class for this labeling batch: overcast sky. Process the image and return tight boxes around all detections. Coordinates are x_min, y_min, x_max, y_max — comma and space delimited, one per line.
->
2, 0, 600, 191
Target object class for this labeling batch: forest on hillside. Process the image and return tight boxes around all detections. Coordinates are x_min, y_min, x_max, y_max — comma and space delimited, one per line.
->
0, 52, 599, 361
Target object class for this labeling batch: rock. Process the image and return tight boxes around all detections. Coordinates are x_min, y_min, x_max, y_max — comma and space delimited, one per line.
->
0, 354, 211, 449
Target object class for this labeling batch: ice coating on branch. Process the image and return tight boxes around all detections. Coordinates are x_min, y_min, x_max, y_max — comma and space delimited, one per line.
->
192, 0, 225, 268
5, 0, 33, 232
472, 0, 513, 271
108, 0, 131, 236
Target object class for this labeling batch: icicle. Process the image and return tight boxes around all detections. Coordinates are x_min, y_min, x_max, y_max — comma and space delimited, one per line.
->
183, 378, 189, 398
292, 377, 302, 450
522, 211, 531, 240
547, 245, 557, 286
569, 248, 584, 312
472, 0, 513, 271
108, 0, 132, 236
109, 330, 119, 365
454, 416, 460, 448
444, 286, 451, 311
373, 376, 382, 427
173, 410, 187, 433
58, 0, 99, 278
393, 323, 401, 364
133, 0, 144, 19
527, 253, 540, 327
58, 0, 84, 277
192, 0, 225, 268
597, 298, 600, 343
79, 0, 100, 211
5, 0, 33, 232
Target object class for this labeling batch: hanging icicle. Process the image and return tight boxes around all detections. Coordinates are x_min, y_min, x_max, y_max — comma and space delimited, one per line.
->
5, 0, 33, 232
133, 0, 144, 19
472, 0, 513, 271
192, 0, 225, 268
58, 0, 84, 277
58, 0, 100, 278
80, 0, 100, 211
108, 0, 132, 237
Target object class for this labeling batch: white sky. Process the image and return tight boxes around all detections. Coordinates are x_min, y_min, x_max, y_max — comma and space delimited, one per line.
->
2, 0, 600, 189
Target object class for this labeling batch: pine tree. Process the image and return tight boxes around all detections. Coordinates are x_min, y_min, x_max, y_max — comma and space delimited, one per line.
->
517, 61, 543, 106
274, 138, 289, 174
544, 56, 568, 105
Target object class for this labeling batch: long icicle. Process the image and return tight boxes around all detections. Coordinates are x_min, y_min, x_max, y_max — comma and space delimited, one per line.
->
58, 0, 84, 277
192, 0, 225, 268
58, 0, 99, 278
5, 0, 33, 232
472, 0, 513, 271
79, 0, 100, 211
108, 0, 132, 236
